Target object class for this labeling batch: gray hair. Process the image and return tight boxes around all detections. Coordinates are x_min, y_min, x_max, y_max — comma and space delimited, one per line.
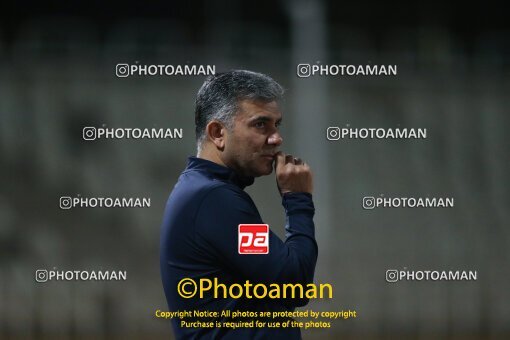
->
194, 70, 284, 151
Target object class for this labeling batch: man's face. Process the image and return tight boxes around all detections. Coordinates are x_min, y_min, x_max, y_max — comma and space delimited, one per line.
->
222, 100, 283, 177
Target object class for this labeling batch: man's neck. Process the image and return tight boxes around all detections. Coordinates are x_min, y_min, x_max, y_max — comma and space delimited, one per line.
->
197, 147, 226, 168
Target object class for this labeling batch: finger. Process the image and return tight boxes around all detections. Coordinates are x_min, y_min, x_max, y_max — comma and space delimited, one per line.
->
294, 157, 303, 165
275, 152, 286, 171
285, 154, 294, 164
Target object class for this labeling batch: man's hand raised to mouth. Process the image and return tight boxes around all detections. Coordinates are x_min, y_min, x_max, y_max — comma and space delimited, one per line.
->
274, 152, 313, 195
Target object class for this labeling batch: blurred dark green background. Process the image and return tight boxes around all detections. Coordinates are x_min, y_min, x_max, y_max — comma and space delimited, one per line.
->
1, 1, 509, 339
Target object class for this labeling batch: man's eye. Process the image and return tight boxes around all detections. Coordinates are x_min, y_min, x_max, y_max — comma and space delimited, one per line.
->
255, 122, 265, 128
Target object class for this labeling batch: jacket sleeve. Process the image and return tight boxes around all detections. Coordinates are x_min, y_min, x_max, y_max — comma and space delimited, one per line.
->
194, 185, 318, 305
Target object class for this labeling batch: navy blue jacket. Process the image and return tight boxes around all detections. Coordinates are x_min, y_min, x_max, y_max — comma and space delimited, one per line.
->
160, 157, 318, 339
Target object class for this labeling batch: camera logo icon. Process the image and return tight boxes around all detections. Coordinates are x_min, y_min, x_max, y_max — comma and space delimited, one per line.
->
363, 196, 376, 210
386, 269, 399, 283
35, 269, 48, 283
83, 127, 96, 141
60, 196, 73, 210
327, 127, 341, 140
297, 64, 311, 78
116, 63, 130, 77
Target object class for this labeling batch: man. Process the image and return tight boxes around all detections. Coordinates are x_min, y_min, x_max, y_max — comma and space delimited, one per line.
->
160, 70, 318, 339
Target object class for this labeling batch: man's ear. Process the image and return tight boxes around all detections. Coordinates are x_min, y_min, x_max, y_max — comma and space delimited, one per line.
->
205, 120, 226, 150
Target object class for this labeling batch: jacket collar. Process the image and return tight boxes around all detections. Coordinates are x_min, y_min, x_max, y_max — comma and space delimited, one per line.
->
185, 156, 255, 189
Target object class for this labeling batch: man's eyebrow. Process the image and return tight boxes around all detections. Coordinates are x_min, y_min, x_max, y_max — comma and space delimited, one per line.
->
249, 115, 283, 123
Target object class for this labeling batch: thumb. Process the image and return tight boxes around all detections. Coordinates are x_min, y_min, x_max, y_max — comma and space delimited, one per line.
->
274, 152, 285, 173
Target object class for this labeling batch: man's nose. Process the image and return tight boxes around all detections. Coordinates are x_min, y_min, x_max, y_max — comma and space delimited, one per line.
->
268, 132, 283, 146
